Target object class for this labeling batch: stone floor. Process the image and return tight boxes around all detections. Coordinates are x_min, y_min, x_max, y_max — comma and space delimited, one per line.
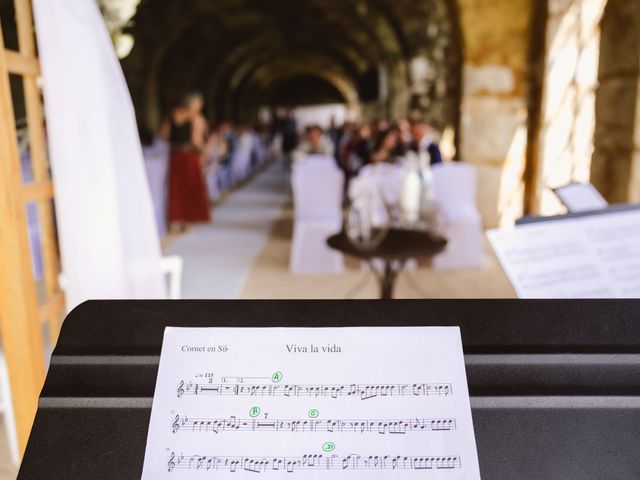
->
166, 161, 290, 299
240, 205, 515, 299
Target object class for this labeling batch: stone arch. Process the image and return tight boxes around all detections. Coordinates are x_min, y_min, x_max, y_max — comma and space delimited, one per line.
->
232, 62, 360, 122
209, 49, 360, 122
122, 0, 414, 125
201, 39, 366, 122
591, 0, 640, 202
120, 0, 468, 131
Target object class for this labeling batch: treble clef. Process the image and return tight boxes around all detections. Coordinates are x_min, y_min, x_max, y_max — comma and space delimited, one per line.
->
177, 380, 185, 398
168, 452, 176, 472
172, 414, 180, 434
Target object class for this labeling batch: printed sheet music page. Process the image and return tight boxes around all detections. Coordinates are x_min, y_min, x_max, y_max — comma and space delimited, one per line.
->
488, 208, 640, 298
141, 327, 481, 479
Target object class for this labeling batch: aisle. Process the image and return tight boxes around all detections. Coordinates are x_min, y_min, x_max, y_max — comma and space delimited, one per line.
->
165, 161, 290, 298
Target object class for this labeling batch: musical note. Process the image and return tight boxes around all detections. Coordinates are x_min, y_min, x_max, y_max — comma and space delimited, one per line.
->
169, 415, 456, 434
165, 453, 462, 472
174, 382, 453, 399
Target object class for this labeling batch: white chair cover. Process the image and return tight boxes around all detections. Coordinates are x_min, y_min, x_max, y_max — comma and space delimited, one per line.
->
142, 139, 169, 237
302, 154, 336, 166
431, 163, 484, 270
432, 162, 478, 220
231, 132, 254, 183
205, 163, 222, 202
252, 132, 267, 166
290, 158, 345, 274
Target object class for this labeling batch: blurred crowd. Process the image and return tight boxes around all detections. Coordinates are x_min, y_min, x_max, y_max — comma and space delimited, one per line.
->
289, 115, 443, 177
138, 91, 445, 236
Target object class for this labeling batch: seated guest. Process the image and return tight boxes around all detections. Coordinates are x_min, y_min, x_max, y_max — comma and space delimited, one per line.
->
354, 128, 405, 206
409, 115, 443, 165
337, 121, 356, 163
352, 123, 373, 169
204, 127, 229, 201
328, 115, 342, 150
280, 108, 298, 165
230, 124, 254, 183
369, 127, 401, 165
396, 118, 413, 152
293, 125, 334, 161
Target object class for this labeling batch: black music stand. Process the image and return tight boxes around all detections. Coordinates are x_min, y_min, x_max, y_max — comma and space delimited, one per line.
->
19, 300, 640, 479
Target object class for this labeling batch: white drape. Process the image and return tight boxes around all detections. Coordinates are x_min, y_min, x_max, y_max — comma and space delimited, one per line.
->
33, 0, 165, 310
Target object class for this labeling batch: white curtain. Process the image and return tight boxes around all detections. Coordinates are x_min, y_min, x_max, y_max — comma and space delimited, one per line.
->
33, 0, 165, 309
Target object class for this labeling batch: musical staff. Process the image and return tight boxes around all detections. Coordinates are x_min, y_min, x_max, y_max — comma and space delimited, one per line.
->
170, 415, 456, 434
142, 327, 481, 478
166, 452, 462, 473
176, 381, 453, 399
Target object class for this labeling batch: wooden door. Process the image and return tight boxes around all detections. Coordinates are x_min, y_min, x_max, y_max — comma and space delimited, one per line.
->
0, 0, 64, 455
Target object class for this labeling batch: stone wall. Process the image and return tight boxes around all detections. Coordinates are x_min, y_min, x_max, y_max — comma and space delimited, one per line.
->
457, 0, 532, 227
405, 0, 460, 132
632, 80, 640, 202
537, 0, 607, 214
592, 0, 640, 203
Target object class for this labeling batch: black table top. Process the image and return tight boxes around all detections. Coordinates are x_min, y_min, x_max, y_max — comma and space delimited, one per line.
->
19, 300, 640, 480
327, 228, 447, 261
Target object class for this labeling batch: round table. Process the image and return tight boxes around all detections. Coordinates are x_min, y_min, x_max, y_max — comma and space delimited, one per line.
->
327, 229, 447, 299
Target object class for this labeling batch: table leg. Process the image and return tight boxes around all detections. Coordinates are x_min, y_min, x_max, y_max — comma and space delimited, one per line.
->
380, 261, 399, 299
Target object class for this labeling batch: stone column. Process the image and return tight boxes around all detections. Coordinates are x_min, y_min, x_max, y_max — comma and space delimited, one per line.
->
592, 0, 640, 203
631, 88, 640, 201
457, 0, 532, 227
537, 0, 607, 214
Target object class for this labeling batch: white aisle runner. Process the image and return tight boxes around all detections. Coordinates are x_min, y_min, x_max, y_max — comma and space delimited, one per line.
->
166, 162, 289, 298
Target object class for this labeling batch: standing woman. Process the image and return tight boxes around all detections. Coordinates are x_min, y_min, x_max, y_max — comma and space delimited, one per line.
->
167, 92, 211, 230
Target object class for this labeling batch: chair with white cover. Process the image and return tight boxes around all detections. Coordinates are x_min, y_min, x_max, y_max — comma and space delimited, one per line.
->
205, 162, 222, 202
231, 132, 254, 184
290, 157, 345, 274
59, 255, 183, 300
431, 162, 484, 270
160, 255, 184, 299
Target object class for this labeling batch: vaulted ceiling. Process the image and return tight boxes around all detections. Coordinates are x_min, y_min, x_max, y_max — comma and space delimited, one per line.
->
120, 0, 461, 125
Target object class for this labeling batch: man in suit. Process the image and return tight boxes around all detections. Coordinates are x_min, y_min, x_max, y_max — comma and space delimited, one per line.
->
409, 116, 443, 165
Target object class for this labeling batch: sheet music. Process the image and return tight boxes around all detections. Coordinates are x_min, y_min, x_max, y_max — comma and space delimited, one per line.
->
141, 327, 480, 479
488, 208, 640, 298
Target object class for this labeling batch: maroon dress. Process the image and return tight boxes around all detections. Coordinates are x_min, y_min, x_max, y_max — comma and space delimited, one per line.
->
168, 120, 211, 223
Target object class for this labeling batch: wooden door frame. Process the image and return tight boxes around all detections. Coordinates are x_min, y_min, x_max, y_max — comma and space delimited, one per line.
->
0, 0, 65, 455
